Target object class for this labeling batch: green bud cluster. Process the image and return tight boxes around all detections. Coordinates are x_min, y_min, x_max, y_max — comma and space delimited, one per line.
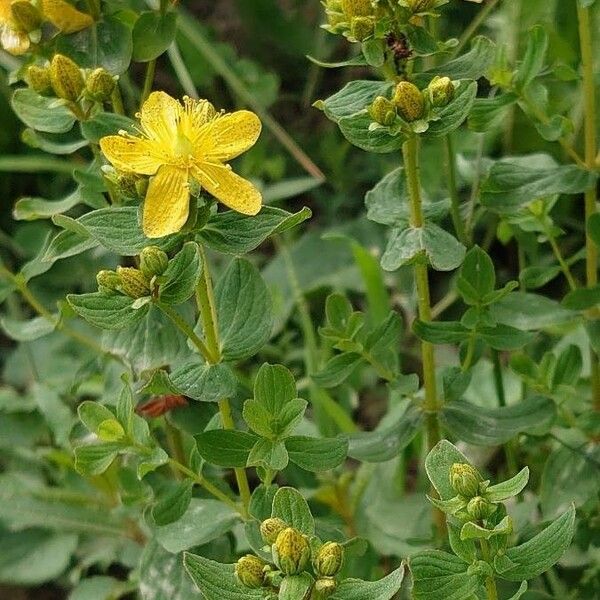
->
450, 462, 482, 498
467, 495, 497, 521
235, 554, 268, 589
426, 76, 455, 108
116, 267, 151, 299
139, 246, 169, 278
311, 577, 337, 599
313, 541, 344, 577
49, 54, 85, 102
369, 96, 397, 126
26, 65, 52, 95
260, 517, 287, 545
393, 81, 425, 122
322, 0, 388, 42
85, 68, 116, 102
272, 527, 311, 575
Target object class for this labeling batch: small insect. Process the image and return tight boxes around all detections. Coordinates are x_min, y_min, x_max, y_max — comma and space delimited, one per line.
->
385, 32, 412, 62
136, 394, 188, 418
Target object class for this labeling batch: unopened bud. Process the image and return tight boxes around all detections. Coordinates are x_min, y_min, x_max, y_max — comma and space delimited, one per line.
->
350, 16, 374, 41
311, 578, 337, 599
467, 496, 496, 521
50, 54, 84, 102
235, 554, 267, 589
11, 1, 42, 31
85, 68, 116, 102
260, 517, 287, 545
393, 81, 425, 122
96, 269, 121, 292
314, 542, 344, 577
450, 463, 482, 498
369, 96, 397, 126
116, 267, 151, 299
427, 76, 455, 108
341, 0, 373, 18
26, 65, 52, 95
273, 527, 311, 575
139, 246, 169, 278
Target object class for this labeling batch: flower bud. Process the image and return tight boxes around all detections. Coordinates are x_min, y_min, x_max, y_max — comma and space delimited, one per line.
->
139, 246, 169, 278
85, 68, 116, 102
272, 527, 311, 575
404, 0, 437, 12
449, 463, 482, 498
116, 267, 151, 299
341, 0, 373, 17
349, 16, 374, 41
260, 517, 287, 545
427, 76, 455, 108
314, 542, 344, 577
26, 65, 52, 95
369, 96, 397, 126
393, 81, 425, 122
466, 496, 496, 521
235, 554, 267, 589
311, 578, 337, 599
96, 269, 122, 292
10, 1, 42, 32
50, 54, 84, 102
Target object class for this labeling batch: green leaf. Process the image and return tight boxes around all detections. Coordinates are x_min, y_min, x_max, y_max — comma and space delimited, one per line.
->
152, 479, 194, 526
413, 320, 470, 344
492, 292, 577, 330
97, 16, 133, 74
247, 437, 289, 470
587, 212, 600, 248
215, 258, 273, 361
13, 190, 84, 221
252, 362, 296, 415
271, 486, 315, 535
319, 80, 392, 122
0, 530, 77, 586
78, 401, 116, 434
468, 93, 518, 132
514, 26, 548, 90
460, 515, 512, 540
425, 80, 478, 138
478, 324, 535, 351
381, 224, 466, 272
441, 397, 556, 445
285, 435, 348, 471
169, 362, 237, 403
80, 112, 136, 143
562, 285, 600, 310
0, 315, 56, 341
155, 499, 239, 553
338, 111, 404, 154
425, 440, 472, 500
133, 11, 178, 62
42, 228, 98, 263
11, 89, 76, 134
552, 345, 582, 388
183, 553, 263, 600
346, 404, 422, 462
456, 246, 495, 304
448, 522, 476, 564
159, 242, 203, 305
195, 429, 258, 467
362, 38, 385, 67
74, 442, 123, 475
68, 576, 124, 600
495, 507, 576, 581
485, 467, 530, 502
140, 542, 198, 600
22, 128, 87, 155
507, 581, 528, 600
410, 550, 482, 600
313, 352, 364, 387
331, 565, 405, 599
198, 206, 312, 254
78, 207, 179, 255
481, 155, 597, 212
280, 574, 313, 600
68, 292, 149, 330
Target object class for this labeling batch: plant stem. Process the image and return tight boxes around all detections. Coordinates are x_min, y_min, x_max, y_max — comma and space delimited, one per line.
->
480, 538, 499, 600
577, 1, 600, 409
462, 333, 477, 372
111, 84, 125, 115
196, 246, 252, 516
403, 136, 445, 534
168, 458, 241, 513
445, 134, 468, 246
140, 59, 156, 108
544, 226, 578, 291
451, 0, 501, 58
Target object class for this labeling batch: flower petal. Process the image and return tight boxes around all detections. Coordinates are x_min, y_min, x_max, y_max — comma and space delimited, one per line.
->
41, 0, 93, 33
139, 91, 181, 147
192, 162, 261, 216
99, 135, 163, 175
198, 110, 262, 162
143, 165, 190, 238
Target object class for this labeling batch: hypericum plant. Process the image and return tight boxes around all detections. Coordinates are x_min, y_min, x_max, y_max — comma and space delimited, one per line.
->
0, 0, 598, 598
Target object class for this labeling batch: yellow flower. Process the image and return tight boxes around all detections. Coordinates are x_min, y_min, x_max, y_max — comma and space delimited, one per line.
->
0, 0, 92, 55
100, 92, 263, 239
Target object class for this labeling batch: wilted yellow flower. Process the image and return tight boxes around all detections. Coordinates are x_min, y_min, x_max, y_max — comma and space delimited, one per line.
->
0, 0, 91, 55
100, 92, 263, 238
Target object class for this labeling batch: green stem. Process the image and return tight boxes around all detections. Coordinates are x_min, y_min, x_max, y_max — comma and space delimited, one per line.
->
451, 0, 501, 58
156, 302, 213, 362
196, 246, 251, 516
544, 225, 577, 290
403, 136, 444, 534
461, 333, 477, 372
480, 539, 499, 600
111, 83, 125, 116
577, 1, 600, 410
0, 155, 78, 174
445, 134, 468, 246
168, 458, 241, 513
140, 59, 156, 108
